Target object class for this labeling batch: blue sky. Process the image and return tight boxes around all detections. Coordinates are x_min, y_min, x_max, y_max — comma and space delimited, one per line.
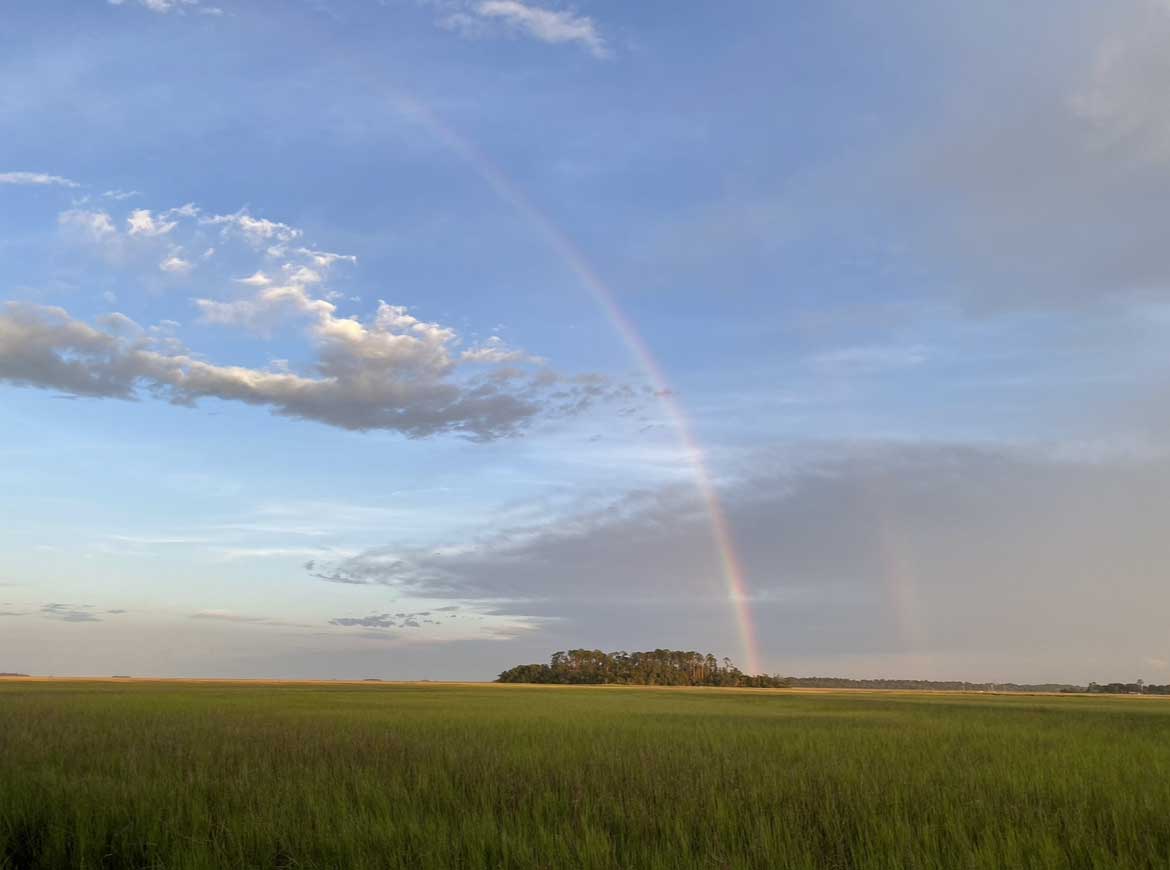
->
4, 0, 1170, 682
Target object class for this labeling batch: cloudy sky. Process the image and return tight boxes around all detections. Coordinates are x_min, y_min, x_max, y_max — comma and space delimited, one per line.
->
3, 1, 1170, 683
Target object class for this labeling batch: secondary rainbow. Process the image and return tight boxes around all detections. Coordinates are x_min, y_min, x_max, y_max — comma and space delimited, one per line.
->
395, 97, 763, 675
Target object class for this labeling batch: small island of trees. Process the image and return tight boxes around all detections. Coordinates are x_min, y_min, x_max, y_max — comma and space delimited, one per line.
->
497, 649, 787, 687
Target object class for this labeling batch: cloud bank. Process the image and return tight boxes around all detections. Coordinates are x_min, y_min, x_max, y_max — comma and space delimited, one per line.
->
307, 441, 1170, 676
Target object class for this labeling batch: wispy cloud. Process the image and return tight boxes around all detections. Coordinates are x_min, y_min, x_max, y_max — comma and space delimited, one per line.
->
159, 253, 193, 274
58, 209, 117, 241
438, 0, 609, 58
808, 345, 931, 376
107, 0, 209, 13
189, 610, 311, 628
0, 171, 79, 188
127, 208, 177, 237
330, 611, 444, 629
202, 209, 300, 248
212, 545, 352, 561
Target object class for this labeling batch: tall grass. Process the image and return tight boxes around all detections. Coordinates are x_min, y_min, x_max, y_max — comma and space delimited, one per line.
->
1, 682, 1168, 868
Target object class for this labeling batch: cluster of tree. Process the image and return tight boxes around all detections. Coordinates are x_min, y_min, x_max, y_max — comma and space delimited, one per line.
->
496, 649, 788, 687
1067, 681, 1170, 695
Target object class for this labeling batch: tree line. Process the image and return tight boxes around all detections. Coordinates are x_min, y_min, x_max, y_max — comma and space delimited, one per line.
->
496, 649, 788, 688
1067, 681, 1170, 695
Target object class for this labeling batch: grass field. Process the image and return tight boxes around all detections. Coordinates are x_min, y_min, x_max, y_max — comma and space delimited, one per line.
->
2, 680, 1169, 869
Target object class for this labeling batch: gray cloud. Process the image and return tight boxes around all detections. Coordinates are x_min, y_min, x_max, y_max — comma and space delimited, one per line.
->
330, 611, 443, 630
890, 1, 1170, 309
40, 603, 102, 623
308, 440, 1170, 679
305, 558, 391, 585
0, 301, 610, 440
330, 614, 399, 629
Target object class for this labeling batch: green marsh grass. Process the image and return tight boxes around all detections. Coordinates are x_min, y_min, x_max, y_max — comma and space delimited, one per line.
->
1, 681, 1169, 868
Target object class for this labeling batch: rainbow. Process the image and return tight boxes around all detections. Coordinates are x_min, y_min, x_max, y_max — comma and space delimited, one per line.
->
395, 98, 763, 676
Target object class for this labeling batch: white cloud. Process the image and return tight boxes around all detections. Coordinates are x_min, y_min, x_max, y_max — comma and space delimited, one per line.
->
20, 195, 616, 437
127, 208, 177, 237
296, 248, 358, 268
160, 254, 193, 274
439, 0, 609, 58
236, 271, 272, 287
58, 202, 207, 262
461, 335, 543, 365
203, 210, 301, 246
195, 238, 357, 332
0, 171, 79, 188
286, 265, 322, 285
108, 0, 203, 13
194, 282, 335, 330
58, 209, 116, 241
